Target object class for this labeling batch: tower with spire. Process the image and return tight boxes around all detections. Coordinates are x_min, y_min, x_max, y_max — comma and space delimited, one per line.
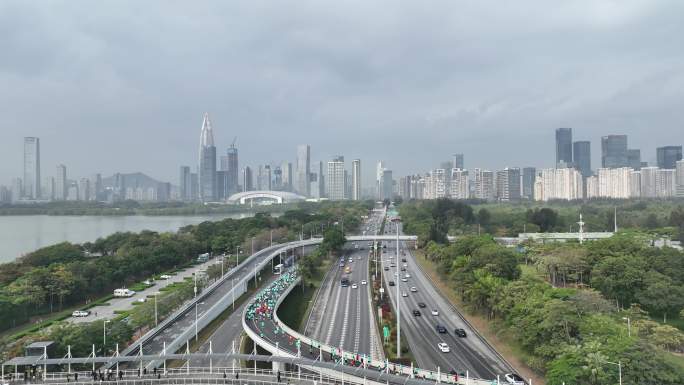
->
198, 112, 217, 202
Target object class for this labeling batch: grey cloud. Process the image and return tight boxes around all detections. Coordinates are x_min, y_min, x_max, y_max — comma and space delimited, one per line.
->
1, 0, 683, 185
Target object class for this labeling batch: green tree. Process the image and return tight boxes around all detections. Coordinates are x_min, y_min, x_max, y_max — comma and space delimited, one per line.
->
636, 271, 684, 323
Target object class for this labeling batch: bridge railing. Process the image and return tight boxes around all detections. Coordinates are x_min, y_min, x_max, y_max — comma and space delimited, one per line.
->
246, 273, 493, 385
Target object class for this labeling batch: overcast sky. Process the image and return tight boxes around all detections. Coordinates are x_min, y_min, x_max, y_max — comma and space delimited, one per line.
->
1, 0, 683, 186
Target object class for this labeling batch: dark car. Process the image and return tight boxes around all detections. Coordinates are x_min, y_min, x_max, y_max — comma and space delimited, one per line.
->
412, 310, 421, 316
400, 267, 406, 271
435, 325, 447, 334
389, 281, 395, 286
418, 302, 427, 308
454, 328, 467, 337
384, 266, 390, 271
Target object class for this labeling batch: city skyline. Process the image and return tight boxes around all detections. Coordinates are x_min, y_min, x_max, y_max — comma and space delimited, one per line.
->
2, 1, 684, 184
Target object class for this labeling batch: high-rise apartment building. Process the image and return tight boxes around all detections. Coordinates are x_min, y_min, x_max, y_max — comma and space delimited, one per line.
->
296, 145, 311, 196
555, 128, 573, 167
198, 113, 217, 202
450, 169, 469, 199
573, 141, 591, 177
424, 169, 447, 199
656, 169, 675, 198
55, 164, 67, 201
257, 165, 271, 191
627, 149, 641, 170
242, 166, 254, 192
640, 167, 658, 198
675, 160, 684, 197
473, 169, 495, 200
351, 159, 361, 200
318, 161, 325, 198
326, 156, 346, 200
216, 170, 228, 199
220, 145, 239, 196
78, 178, 90, 201
496, 168, 521, 201
522, 167, 536, 199
23, 137, 41, 199
281, 161, 293, 192
601, 135, 628, 168
380, 169, 393, 200
179, 166, 193, 201
656, 146, 683, 169
534, 168, 583, 201
376, 161, 385, 199
452, 154, 464, 169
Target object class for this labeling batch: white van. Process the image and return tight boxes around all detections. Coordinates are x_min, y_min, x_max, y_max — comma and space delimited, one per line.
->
113, 288, 136, 298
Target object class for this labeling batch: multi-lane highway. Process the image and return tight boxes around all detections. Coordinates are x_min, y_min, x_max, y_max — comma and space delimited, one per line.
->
379, 222, 512, 379
304, 244, 382, 361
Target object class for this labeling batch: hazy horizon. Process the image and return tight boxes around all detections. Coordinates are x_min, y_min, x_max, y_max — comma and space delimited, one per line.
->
2, 1, 683, 186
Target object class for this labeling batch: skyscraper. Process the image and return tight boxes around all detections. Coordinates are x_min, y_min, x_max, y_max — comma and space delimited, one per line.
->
326, 156, 346, 200
627, 149, 641, 170
380, 169, 393, 200
450, 169, 469, 199
179, 166, 192, 201
601, 135, 628, 168
376, 161, 385, 199
220, 144, 239, 196
452, 154, 464, 169
198, 113, 217, 202
474, 169, 495, 200
555, 128, 573, 167
675, 160, 684, 197
55, 164, 67, 201
23, 137, 41, 199
496, 168, 521, 201
318, 160, 325, 198
522, 167, 536, 199
257, 165, 271, 191
242, 166, 254, 192
351, 159, 361, 201
296, 145, 311, 196
281, 161, 293, 192
573, 141, 591, 177
656, 146, 683, 169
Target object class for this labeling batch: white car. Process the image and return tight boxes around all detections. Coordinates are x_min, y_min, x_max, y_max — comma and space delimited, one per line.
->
410, 287, 417, 292
402, 292, 408, 297
135, 298, 146, 303
361, 280, 367, 285
159, 274, 172, 280
431, 310, 439, 316
401, 278, 408, 282
72, 310, 90, 317
504, 373, 525, 384
437, 342, 450, 353
351, 283, 358, 289
404, 273, 411, 278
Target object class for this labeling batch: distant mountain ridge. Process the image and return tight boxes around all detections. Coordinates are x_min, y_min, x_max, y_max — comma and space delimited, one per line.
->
102, 172, 168, 189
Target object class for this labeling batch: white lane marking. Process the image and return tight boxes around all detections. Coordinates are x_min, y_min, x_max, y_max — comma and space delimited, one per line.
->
354, 282, 361, 352
324, 277, 343, 345
338, 284, 352, 348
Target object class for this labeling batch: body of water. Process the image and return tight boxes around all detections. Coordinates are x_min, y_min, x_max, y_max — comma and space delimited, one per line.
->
0, 213, 259, 263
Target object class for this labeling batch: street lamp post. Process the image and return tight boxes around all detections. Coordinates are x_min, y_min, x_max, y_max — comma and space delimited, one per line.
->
154, 292, 160, 326
103, 320, 111, 355
394, 218, 401, 358
622, 317, 631, 337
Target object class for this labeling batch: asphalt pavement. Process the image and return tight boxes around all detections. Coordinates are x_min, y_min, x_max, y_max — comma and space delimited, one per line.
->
379, 224, 511, 381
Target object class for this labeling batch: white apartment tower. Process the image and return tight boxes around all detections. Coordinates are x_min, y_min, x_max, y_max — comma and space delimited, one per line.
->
450, 169, 469, 199
326, 156, 346, 200
351, 159, 361, 200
